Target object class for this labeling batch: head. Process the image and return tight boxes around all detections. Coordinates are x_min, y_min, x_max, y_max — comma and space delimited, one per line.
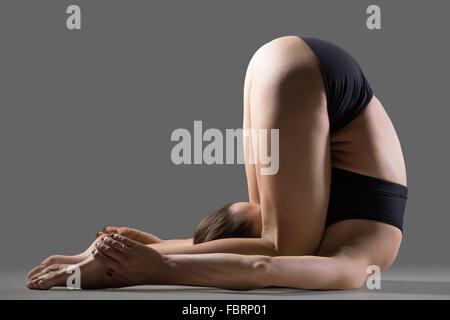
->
193, 202, 262, 244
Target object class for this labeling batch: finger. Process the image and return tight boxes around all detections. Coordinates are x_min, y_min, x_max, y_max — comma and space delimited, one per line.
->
96, 226, 119, 238
29, 267, 48, 285
109, 233, 141, 248
102, 237, 130, 254
28, 265, 45, 279
29, 269, 45, 282
27, 277, 40, 289
116, 227, 139, 239
106, 270, 130, 288
95, 242, 124, 262
104, 226, 119, 233
27, 280, 36, 289
93, 250, 122, 274
117, 227, 162, 244
27, 275, 41, 289
95, 231, 105, 238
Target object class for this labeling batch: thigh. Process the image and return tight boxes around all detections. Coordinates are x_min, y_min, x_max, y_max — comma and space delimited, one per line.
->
249, 36, 331, 256
243, 54, 260, 204
318, 220, 403, 273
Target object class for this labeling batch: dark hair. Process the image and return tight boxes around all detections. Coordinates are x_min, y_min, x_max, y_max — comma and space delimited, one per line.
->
193, 203, 256, 244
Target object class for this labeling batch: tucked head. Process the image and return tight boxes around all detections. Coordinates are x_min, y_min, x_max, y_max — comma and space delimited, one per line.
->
193, 202, 262, 244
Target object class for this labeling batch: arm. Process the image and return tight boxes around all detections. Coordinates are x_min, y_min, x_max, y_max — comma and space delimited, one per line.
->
100, 227, 165, 244
151, 238, 193, 247
161, 253, 367, 290
94, 234, 367, 290
101, 228, 276, 256
102, 227, 276, 256
147, 237, 277, 256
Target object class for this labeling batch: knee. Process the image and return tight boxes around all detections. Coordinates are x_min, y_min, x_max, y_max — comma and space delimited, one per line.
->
253, 35, 303, 62
248, 36, 324, 111
250, 35, 314, 85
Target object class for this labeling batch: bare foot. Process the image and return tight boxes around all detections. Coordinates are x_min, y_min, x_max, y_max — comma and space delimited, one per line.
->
27, 255, 128, 290
27, 236, 104, 280
27, 227, 163, 280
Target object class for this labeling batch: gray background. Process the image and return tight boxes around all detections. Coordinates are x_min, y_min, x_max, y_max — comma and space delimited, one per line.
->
0, 0, 448, 275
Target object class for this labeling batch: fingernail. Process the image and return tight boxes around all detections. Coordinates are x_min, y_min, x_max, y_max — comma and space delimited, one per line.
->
101, 236, 106, 241
91, 249, 96, 254
110, 233, 115, 238
95, 242, 100, 247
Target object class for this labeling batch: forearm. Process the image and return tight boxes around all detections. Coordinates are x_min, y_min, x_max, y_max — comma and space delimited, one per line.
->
157, 254, 361, 290
160, 253, 272, 290
148, 238, 193, 251
147, 237, 277, 256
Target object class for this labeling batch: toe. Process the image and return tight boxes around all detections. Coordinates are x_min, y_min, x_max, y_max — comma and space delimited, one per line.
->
28, 266, 44, 279
29, 264, 61, 281
38, 270, 68, 290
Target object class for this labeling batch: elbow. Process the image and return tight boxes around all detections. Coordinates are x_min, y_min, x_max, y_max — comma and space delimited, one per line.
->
330, 267, 368, 290
337, 275, 366, 290
264, 242, 278, 257
253, 233, 278, 256
260, 234, 278, 256
250, 257, 274, 289
262, 233, 317, 257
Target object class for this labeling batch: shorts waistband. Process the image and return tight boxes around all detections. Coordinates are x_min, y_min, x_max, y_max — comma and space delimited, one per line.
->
331, 167, 408, 199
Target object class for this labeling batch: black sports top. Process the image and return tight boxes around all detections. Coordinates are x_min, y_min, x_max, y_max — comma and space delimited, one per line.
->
300, 36, 374, 132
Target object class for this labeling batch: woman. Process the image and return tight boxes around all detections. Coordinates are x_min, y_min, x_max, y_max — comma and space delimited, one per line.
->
27, 35, 407, 290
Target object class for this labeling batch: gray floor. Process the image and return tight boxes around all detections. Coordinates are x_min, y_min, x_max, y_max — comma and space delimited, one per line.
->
1, 267, 450, 300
